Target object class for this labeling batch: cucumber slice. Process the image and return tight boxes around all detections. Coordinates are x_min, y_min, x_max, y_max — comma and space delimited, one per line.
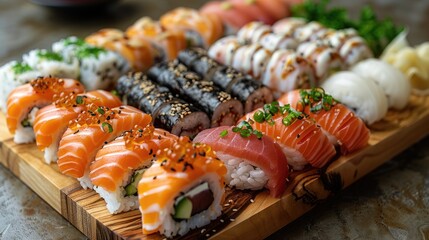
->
124, 170, 146, 197
173, 197, 193, 220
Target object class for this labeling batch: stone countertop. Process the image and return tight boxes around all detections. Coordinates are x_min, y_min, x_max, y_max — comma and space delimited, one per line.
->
1, 0, 429, 239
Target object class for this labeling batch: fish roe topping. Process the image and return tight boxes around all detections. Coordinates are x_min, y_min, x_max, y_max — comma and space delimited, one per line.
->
157, 137, 226, 175
30, 76, 65, 93
69, 105, 116, 132
298, 87, 339, 113
123, 125, 155, 149
52, 92, 92, 109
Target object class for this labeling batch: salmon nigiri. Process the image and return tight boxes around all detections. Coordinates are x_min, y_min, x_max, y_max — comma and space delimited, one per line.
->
89, 125, 178, 214
240, 102, 336, 170
6, 76, 85, 144
278, 88, 370, 154
33, 90, 122, 164
57, 105, 151, 189
139, 137, 226, 238
194, 125, 288, 197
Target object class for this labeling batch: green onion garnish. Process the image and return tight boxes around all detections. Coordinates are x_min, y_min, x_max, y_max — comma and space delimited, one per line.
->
76, 96, 84, 105
219, 129, 228, 138
97, 107, 105, 115
253, 110, 265, 123
102, 122, 113, 133
37, 50, 63, 61
11, 62, 32, 75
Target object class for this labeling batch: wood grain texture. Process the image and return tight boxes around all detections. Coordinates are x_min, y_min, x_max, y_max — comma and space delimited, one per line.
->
0, 94, 429, 240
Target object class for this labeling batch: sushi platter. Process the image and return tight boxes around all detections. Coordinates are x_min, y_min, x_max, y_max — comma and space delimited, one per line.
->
1, 94, 429, 239
2, 0, 429, 239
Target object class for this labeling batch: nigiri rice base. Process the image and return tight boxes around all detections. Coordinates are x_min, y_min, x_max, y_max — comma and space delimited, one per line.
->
14, 107, 39, 144
216, 152, 268, 190
94, 186, 139, 214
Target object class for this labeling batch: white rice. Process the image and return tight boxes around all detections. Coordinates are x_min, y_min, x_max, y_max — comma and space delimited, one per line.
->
23, 49, 80, 79
278, 143, 307, 171
0, 61, 42, 113
13, 107, 39, 144
216, 152, 268, 191
79, 51, 130, 90
145, 173, 223, 238
78, 172, 93, 190
94, 186, 139, 214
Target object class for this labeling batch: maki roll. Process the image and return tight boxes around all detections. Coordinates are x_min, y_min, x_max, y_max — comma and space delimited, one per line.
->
148, 61, 243, 127
0, 61, 42, 112
57, 105, 152, 189
194, 125, 289, 197
272, 17, 307, 36
208, 36, 242, 66
138, 137, 227, 237
33, 90, 122, 164
23, 49, 80, 79
126, 17, 187, 61
178, 48, 273, 112
90, 125, 178, 214
117, 72, 210, 137
160, 7, 224, 48
6, 77, 85, 144
52, 36, 130, 90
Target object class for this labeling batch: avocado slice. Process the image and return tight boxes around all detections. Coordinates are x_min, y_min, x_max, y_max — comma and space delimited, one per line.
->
173, 197, 193, 220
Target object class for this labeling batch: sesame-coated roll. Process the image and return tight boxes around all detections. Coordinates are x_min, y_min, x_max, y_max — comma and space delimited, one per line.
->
148, 61, 243, 127
117, 72, 210, 137
138, 137, 227, 238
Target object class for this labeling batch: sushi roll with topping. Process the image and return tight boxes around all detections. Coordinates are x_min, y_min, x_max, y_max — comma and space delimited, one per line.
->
0, 61, 42, 112
292, 21, 327, 42
138, 137, 227, 237
240, 102, 336, 170
208, 36, 241, 66
52, 36, 130, 90
352, 59, 411, 110
33, 90, 122, 164
117, 72, 210, 137
90, 125, 178, 214
148, 61, 243, 127
6, 77, 85, 144
86, 29, 162, 72
178, 48, 274, 113
338, 36, 373, 66
126, 17, 187, 61
278, 88, 370, 154
160, 7, 224, 48
296, 41, 344, 79
272, 17, 307, 36
229, 0, 276, 25
194, 125, 289, 197
57, 105, 152, 189
261, 49, 316, 95
23, 49, 79, 79
321, 71, 388, 125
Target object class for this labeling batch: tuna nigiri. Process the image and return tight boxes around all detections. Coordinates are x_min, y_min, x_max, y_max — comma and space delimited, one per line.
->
278, 88, 370, 154
33, 90, 122, 164
6, 77, 85, 144
240, 102, 336, 170
194, 125, 288, 197
138, 137, 226, 237
57, 105, 151, 189
90, 125, 178, 214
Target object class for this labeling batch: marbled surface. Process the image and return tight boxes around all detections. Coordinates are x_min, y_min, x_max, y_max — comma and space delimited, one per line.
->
1, 0, 429, 239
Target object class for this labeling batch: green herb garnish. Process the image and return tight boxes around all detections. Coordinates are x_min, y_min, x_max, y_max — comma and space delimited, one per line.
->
63, 37, 87, 47
75, 95, 84, 105
219, 129, 228, 138
21, 118, 31, 127
252, 102, 305, 127
37, 50, 63, 61
97, 107, 105, 115
11, 62, 32, 75
299, 88, 338, 113
231, 121, 263, 139
102, 122, 113, 133
76, 46, 106, 59
291, 0, 404, 56
110, 90, 119, 97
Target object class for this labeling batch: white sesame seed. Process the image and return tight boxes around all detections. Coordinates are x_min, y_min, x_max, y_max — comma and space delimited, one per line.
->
232, 209, 238, 212
230, 218, 235, 222
250, 199, 254, 203
220, 219, 225, 223
201, 229, 206, 233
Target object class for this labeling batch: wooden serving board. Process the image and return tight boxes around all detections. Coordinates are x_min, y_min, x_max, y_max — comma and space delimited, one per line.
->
1, 94, 429, 240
